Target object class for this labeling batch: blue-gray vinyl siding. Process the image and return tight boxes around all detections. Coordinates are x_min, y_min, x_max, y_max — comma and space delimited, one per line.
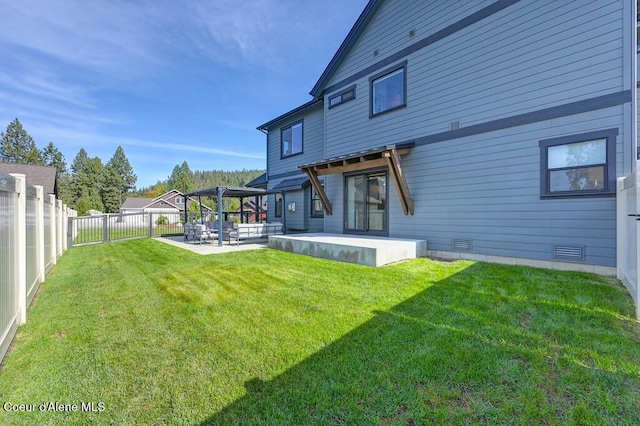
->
324, 0, 624, 159
266, 105, 324, 178
323, 107, 621, 266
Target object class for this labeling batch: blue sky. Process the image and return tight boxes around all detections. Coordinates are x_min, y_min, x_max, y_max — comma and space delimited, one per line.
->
0, 0, 368, 189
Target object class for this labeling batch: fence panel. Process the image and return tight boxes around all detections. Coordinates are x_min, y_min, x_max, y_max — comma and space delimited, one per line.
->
0, 174, 18, 362
25, 186, 39, 305
43, 195, 54, 273
617, 175, 640, 318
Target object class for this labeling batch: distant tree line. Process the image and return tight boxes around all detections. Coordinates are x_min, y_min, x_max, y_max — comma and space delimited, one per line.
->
0, 118, 265, 216
135, 161, 265, 212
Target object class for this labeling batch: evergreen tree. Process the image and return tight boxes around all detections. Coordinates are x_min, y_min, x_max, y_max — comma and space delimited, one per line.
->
41, 141, 67, 177
68, 149, 104, 215
99, 146, 137, 213
0, 118, 44, 164
167, 161, 194, 194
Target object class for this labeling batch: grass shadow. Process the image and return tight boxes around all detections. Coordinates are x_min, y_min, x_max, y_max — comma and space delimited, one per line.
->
201, 262, 640, 425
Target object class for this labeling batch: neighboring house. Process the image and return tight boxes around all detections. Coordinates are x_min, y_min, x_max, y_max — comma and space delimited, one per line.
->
236, 198, 268, 223
120, 189, 211, 223
0, 162, 58, 197
258, 0, 638, 275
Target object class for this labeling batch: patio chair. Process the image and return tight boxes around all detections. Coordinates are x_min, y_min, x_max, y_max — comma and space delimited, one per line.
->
193, 224, 215, 244
184, 222, 195, 241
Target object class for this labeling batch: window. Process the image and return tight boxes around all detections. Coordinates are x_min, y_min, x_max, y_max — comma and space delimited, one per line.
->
370, 62, 406, 116
539, 129, 617, 197
274, 193, 283, 217
175, 196, 184, 205
311, 186, 324, 217
281, 121, 303, 158
328, 85, 356, 109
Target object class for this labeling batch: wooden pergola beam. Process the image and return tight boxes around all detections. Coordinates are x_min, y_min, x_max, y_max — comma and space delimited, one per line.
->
302, 168, 333, 215
384, 148, 414, 215
300, 145, 414, 217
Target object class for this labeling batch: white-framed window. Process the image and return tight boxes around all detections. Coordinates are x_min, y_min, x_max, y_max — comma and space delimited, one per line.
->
175, 196, 184, 204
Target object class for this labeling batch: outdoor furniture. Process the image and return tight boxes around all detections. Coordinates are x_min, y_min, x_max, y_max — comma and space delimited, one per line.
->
225, 222, 283, 246
191, 224, 217, 244
184, 222, 195, 241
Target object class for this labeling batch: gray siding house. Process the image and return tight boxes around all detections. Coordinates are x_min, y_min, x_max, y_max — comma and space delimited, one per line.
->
258, 0, 638, 276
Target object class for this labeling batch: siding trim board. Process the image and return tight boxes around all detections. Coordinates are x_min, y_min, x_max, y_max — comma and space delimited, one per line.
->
316, 0, 522, 97
408, 90, 631, 148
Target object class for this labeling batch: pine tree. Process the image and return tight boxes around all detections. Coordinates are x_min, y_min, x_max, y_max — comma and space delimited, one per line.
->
99, 146, 137, 212
0, 118, 44, 164
167, 161, 194, 194
41, 141, 67, 177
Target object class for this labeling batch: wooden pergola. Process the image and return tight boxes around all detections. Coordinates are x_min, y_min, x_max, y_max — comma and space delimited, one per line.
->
299, 144, 415, 216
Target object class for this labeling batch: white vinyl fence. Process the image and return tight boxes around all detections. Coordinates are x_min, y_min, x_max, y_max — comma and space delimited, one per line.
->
617, 173, 640, 318
0, 172, 75, 363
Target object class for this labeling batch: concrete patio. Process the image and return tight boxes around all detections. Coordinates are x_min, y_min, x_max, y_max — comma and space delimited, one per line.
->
268, 233, 427, 267
156, 235, 268, 255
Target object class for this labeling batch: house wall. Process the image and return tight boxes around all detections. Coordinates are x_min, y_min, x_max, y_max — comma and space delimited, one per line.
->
316, 0, 628, 268
263, 0, 631, 268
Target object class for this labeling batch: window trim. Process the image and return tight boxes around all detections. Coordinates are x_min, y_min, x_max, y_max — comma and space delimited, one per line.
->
328, 85, 356, 109
539, 128, 618, 199
369, 61, 407, 118
280, 119, 304, 159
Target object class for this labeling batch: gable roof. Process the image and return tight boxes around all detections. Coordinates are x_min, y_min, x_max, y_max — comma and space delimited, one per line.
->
247, 172, 267, 188
120, 189, 212, 211
310, 0, 383, 98
120, 197, 152, 209
257, 98, 323, 131
0, 162, 58, 195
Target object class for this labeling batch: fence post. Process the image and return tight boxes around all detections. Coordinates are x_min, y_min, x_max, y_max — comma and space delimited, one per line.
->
10, 174, 27, 325
148, 212, 154, 237
56, 200, 63, 258
62, 205, 68, 252
617, 177, 626, 280
49, 195, 57, 266
34, 186, 45, 285
103, 214, 109, 243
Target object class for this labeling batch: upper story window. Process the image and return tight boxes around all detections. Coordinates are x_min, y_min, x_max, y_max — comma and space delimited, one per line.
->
281, 120, 303, 158
175, 196, 184, 204
329, 85, 356, 109
539, 129, 617, 198
370, 62, 407, 117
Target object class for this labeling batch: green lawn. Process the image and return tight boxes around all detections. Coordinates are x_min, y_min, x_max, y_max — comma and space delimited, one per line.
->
0, 239, 638, 425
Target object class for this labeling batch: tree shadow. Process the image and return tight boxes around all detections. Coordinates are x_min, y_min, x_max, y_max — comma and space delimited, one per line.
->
200, 262, 639, 425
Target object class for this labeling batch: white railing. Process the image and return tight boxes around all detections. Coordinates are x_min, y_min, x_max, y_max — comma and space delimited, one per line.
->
617, 174, 640, 318
0, 172, 75, 364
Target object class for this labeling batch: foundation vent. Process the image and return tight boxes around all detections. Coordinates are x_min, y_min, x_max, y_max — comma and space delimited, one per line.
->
453, 239, 472, 251
553, 245, 585, 261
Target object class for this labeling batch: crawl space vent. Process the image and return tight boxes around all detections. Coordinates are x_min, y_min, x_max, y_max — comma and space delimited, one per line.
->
553, 245, 585, 261
453, 239, 472, 251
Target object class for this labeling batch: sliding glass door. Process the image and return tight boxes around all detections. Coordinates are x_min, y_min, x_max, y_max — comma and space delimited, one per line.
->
344, 171, 387, 235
